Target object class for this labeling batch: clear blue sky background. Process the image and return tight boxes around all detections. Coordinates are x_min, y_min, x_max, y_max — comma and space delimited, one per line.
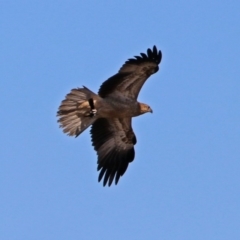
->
1, 1, 239, 239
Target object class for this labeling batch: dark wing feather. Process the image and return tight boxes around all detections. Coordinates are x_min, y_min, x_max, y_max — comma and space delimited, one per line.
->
90, 118, 137, 186
98, 45, 162, 100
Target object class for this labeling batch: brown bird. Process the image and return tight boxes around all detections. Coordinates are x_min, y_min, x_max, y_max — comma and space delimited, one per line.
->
57, 46, 162, 186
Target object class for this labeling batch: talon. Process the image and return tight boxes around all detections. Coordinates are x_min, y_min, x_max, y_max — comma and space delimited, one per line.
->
89, 109, 97, 117
91, 109, 97, 115
88, 98, 97, 117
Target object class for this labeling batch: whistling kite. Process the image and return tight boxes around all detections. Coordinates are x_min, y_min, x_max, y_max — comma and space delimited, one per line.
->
57, 46, 162, 186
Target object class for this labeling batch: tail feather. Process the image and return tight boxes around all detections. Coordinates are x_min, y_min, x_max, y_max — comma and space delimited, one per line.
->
57, 87, 99, 137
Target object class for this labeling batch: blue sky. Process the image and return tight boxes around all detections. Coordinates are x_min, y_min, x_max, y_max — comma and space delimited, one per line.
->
1, 1, 240, 239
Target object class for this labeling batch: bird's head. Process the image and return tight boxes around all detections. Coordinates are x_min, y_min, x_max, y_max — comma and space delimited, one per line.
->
139, 103, 153, 115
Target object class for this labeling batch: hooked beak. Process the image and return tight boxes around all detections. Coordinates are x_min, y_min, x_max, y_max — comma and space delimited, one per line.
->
149, 108, 153, 113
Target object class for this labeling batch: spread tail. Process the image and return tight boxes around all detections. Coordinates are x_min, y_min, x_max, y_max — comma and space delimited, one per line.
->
57, 86, 100, 137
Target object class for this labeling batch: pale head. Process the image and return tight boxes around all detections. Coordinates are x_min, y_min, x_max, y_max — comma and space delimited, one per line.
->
139, 103, 153, 114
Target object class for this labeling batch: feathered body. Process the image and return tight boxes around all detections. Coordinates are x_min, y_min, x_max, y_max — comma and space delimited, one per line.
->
57, 46, 162, 186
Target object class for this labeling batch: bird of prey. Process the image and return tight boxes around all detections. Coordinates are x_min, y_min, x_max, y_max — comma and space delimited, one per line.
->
57, 46, 162, 186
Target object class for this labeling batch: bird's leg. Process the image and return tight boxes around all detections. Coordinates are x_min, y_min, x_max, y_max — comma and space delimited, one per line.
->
88, 98, 97, 117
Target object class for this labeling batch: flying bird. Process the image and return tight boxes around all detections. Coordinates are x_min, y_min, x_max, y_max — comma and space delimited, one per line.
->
57, 46, 162, 186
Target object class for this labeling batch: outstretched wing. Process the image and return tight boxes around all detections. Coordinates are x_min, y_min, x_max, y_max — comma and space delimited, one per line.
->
90, 118, 137, 186
98, 45, 162, 100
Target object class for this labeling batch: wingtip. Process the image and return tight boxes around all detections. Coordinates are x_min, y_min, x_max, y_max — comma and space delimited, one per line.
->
153, 45, 157, 55
158, 50, 162, 64
125, 45, 162, 65
152, 45, 162, 64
